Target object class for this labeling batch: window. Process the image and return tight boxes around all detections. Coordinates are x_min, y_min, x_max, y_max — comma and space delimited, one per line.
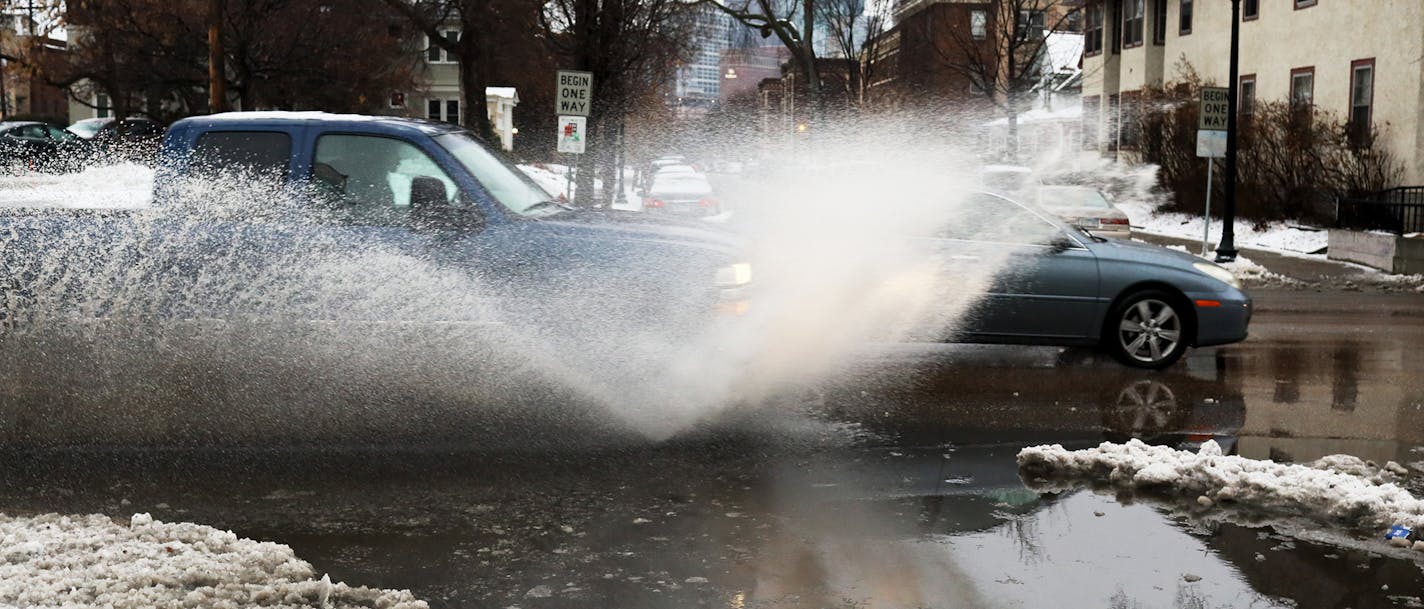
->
1111, 0, 1122, 53
1239, 74, 1257, 117
971, 9, 987, 40
425, 29, 459, 64
941, 193, 1064, 244
1290, 67, 1315, 107
96, 93, 111, 119
1295, 0, 1316, 8
15, 125, 47, 139
389, 92, 405, 109
1243, 0, 1259, 20
311, 134, 461, 224
445, 100, 460, 125
427, 99, 441, 121
1085, 5, 1104, 55
1121, 0, 1144, 47
1350, 59, 1375, 145
435, 132, 556, 217
191, 131, 292, 179
1016, 9, 1045, 41
45, 125, 79, 142
1152, 0, 1167, 44
1118, 92, 1141, 150
1179, 0, 1193, 34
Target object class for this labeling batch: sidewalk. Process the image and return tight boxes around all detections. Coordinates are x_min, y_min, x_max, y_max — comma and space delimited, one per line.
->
1133, 232, 1424, 293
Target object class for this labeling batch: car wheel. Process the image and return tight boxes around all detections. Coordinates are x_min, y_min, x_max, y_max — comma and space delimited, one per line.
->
1105, 290, 1189, 369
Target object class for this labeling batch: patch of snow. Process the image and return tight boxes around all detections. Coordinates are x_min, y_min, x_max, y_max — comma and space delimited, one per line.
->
1116, 199, 1329, 255
1017, 440, 1424, 536
0, 512, 427, 608
0, 164, 153, 209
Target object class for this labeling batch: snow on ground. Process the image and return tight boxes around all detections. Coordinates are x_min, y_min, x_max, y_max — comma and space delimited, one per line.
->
517, 163, 641, 212
1018, 440, 1424, 544
1159, 245, 1304, 287
1115, 199, 1330, 255
0, 164, 154, 209
0, 512, 427, 608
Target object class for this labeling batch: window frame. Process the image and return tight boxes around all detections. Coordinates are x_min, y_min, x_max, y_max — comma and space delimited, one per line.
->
1243, 0, 1259, 20
1152, 0, 1167, 45
1294, 0, 1316, 9
1290, 66, 1316, 107
1121, 0, 1145, 48
425, 28, 460, 64
1349, 58, 1375, 145
1084, 4, 1104, 56
1239, 74, 1257, 117
1179, 0, 1193, 35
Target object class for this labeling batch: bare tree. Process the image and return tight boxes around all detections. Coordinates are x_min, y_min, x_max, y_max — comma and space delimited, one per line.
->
540, 0, 693, 205
694, 0, 822, 112
814, 0, 890, 107
928, 0, 1079, 160
381, 0, 499, 139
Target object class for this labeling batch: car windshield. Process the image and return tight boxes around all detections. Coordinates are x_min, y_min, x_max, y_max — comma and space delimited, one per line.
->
435, 131, 563, 217
1037, 186, 1113, 209
68, 119, 109, 138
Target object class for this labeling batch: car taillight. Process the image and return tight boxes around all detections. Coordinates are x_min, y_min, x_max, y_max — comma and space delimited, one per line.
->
645, 198, 664, 208
698, 197, 718, 208
1102, 217, 1129, 225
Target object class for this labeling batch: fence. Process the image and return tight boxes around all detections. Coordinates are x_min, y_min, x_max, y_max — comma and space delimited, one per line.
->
1336, 187, 1424, 234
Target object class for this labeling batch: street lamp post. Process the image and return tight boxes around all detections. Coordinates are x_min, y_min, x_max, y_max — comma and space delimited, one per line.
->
1216, 0, 1242, 262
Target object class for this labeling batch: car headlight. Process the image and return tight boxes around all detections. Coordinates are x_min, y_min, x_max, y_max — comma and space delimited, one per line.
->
1193, 261, 1240, 289
716, 262, 752, 287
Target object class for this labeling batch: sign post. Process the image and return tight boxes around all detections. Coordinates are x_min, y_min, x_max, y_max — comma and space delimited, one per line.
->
1197, 87, 1230, 256
555, 70, 593, 201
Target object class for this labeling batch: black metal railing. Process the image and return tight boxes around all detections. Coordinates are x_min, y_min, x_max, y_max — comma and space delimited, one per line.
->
1337, 187, 1424, 234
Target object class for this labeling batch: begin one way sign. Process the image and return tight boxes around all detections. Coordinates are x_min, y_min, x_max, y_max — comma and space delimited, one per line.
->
556, 70, 593, 117
1198, 86, 1230, 131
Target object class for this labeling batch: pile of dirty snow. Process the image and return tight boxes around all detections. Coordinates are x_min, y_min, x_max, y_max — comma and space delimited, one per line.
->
1018, 440, 1424, 545
0, 163, 154, 209
1116, 199, 1330, 256
0, 512, 427, 608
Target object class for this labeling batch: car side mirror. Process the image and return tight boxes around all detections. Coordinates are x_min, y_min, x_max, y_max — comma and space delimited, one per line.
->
1047, 234, 1077, 254
409, 176, 448, 210
409, 176, 482, 232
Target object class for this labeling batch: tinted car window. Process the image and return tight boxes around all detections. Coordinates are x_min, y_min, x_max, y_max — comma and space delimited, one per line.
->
192, 131, 293, 178
16, 125, 48, 139
46, 126, 80, 142
313, 134, 462, 225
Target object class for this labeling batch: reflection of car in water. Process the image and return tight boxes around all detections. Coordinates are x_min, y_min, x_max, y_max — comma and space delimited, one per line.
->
809, 350, 1247, 452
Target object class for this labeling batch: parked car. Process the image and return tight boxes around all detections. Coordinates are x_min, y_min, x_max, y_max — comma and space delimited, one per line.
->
641, 170, 719, 216
1035, 185, 1132, 239
0, 121, 94, 172
69, 117, 165, 162
935, 191, 1250, 369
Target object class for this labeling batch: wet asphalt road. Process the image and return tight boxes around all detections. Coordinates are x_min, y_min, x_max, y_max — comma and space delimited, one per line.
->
1, 289, 1423, 608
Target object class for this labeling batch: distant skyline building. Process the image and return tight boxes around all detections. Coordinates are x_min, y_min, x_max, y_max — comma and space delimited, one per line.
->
673, 10, 738, 106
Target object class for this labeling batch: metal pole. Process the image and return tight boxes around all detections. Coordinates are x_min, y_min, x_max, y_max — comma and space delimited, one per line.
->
1216, 0, 1241, 262
1203, 159, 1214, 256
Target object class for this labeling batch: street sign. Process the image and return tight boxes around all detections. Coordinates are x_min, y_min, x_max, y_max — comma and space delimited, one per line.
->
1198, 86, 1230, 131
556, 70, 593, 117
557, 115, 586, 154
1196, 129, 1227, 158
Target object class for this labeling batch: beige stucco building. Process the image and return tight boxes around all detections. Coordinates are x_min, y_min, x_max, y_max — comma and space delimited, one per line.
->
390, 29, 519, 151
1082, 0, 1424, 183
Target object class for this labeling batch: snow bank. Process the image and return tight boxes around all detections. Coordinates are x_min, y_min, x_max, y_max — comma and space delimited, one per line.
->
0, 164, 154, 209
1017, 440, 1424, 535
0, 512, 427, 608
1116, 199, 1330, 255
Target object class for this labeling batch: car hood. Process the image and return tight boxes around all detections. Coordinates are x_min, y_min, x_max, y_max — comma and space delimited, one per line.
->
533, 208, 745, 257
1085, 236, 1205, 269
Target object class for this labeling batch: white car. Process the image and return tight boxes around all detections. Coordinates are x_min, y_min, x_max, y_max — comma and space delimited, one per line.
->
1035, 185, 1133, 240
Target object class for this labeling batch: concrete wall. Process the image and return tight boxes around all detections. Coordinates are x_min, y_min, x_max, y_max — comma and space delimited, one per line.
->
1329, 229, 1424, 274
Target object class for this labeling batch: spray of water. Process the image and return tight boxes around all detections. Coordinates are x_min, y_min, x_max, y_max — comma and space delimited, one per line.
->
0, 134, 1068, 446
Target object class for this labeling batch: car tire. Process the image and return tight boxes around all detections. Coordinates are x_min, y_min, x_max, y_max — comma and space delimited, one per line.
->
1104, 289, 1191, 369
